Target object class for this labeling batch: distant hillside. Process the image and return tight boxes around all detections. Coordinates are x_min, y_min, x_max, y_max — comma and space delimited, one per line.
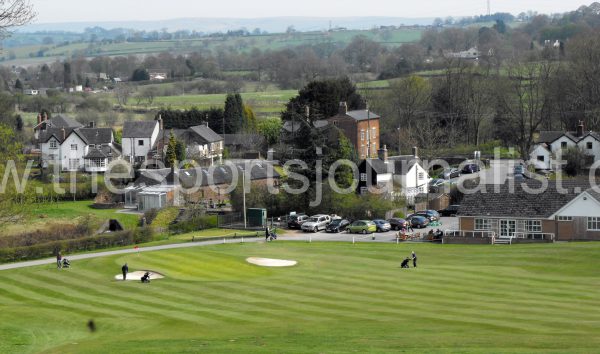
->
17, 16, 435, 34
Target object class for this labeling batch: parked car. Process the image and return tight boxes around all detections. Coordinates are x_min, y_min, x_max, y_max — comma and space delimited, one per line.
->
514, 165, 525, 175
301, 214, 331, 232
429, 178, 448, 193
407, 215, 430, 229
325, 218, 350, 233
388, 217, 408, 231
438, 205, 460, 217
461, 163, 481, 174
442, 168, 461, 179
287, 214, 308, 229
347, 220, 377, 234
372, 219, 392, 232
416, 210, 440, 221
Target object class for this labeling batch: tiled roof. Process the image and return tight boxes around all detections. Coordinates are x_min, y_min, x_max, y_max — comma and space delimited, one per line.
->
77, 128, 113, 145
122, 121, 158, 138
345, 110, 380, 121
189, 125, 223, 143
537, 131, 600, 144
363, 159, 391, 174
387, 155, 420, 175
458, 180, 595, 218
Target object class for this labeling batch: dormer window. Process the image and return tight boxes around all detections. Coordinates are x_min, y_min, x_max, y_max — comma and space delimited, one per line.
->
49, 140, 58, 149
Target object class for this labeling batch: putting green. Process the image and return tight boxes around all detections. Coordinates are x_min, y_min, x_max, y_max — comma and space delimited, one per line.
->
1, 242, 600, 353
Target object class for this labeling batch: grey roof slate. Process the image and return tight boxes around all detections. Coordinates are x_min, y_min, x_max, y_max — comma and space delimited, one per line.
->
135, 161, 280, 188
77, 128, 113, 145
364, 159, 392, 174
122, 121, 158, 138
537, 131, 600, 144
388, 155, 420, 175
345, 110, 380, 121
457, 180, 595, 218
189, 125, 223, 143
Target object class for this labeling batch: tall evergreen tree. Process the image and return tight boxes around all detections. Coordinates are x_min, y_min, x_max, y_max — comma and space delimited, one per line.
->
223, 93, 244, 133
165, 132, 177, 167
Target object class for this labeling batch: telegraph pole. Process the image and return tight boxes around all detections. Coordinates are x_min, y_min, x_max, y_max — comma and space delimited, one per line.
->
487, 0, 491, 16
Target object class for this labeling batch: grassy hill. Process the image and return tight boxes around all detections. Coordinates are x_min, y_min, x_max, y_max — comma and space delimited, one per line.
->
1, 241, 600, 353
1, 28, 423, 66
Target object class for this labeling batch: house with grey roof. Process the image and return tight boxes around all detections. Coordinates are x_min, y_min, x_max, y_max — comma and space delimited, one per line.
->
127, 161, 280, 211
35, 115, 119, 172
157, 123, 224, 166
122, 119, 161, 165
530, 121, 600, 170
455, 179, 600, 242
357, 145, 430, 203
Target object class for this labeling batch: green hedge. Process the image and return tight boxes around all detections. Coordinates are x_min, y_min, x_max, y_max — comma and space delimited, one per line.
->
169, 215, 218, 234
0, 227, 154, 263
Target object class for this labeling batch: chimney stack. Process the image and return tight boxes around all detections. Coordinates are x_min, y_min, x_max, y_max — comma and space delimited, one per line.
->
412, 146, 419, 158
577, 120, 585, 137
61, 128, 66, 141
378, 145, 388, 162
88, 121, 95, 128
158, 114, 163, 131
305, 106, 310, 119
339, 101, 347, 115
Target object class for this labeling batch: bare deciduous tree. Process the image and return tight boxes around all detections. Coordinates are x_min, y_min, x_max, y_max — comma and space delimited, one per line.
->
0, 0, 36, 38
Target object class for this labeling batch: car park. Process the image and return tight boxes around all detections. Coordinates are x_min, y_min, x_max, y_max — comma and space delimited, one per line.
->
372, 219, 392, 232
388, 217, 408, 231
407, 215, 430, 228
416, 210, 440, 221
301, 214, 331, 232
325, 218, 350, 233
347, 220, 377, 234
438, 205, 460, 217
287, 214, 308, 229
442, 168, 461, 179
461, 163, 480, 174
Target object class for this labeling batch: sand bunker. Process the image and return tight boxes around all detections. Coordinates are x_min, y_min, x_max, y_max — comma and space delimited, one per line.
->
114, 271, 165, 281
246, 257, 297, 267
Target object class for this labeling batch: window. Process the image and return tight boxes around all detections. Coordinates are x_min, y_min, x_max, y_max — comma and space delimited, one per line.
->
588, 217, 600, 231
89, 144, 95, 148
332, 120, 338, 126
418, 172, 424, 180
525, 220, 542, 232
360, 187, 368, 194
475, 218, 491, 230
49, 140, 57, 149
557, 216, 573, 221
537, 155, 545, 162
138, 140, 144, 146
587, 142, 593, 150
71, 144, 77, 151
360, 131, 365, 141
561, 141, 567, 149
372, 127, 376, 136
360, 173, 367, 182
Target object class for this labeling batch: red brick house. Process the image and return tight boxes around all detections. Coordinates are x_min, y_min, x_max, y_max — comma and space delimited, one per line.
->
327, 102, 380, 160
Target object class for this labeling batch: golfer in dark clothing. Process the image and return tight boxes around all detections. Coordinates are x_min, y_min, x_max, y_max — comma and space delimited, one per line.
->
121, 263, 128, 280
265, 227, 270, 241
401, 257, 410, 268
56, 253, 62, 269
412, 251, 417, 268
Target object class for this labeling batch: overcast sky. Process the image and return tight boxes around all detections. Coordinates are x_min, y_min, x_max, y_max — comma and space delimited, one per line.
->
30, 0, 581, 23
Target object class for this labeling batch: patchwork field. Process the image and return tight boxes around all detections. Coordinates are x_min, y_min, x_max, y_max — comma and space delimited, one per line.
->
1, 242, 600, 353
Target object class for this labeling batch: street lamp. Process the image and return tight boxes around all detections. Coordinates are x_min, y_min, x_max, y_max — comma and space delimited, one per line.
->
239, 166, 247, 229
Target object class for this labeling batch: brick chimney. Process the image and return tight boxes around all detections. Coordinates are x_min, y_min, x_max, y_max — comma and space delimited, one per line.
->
412, 146, 419, 158
577, 120, 585, 137
338, 101, 348, 115
158, 114, 164, 131
61, 128, 66, 141
88, 121, 95, 128
378, 145, 388, 162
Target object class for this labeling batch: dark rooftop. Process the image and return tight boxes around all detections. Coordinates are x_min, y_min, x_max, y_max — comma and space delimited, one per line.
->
123, 121, 158, 138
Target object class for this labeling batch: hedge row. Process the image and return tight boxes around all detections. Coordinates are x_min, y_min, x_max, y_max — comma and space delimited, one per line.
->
0, 227, 154, 263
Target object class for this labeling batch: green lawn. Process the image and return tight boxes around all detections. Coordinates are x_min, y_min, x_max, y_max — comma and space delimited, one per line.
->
12, 200, 141, 233
1, 242, 600, 353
